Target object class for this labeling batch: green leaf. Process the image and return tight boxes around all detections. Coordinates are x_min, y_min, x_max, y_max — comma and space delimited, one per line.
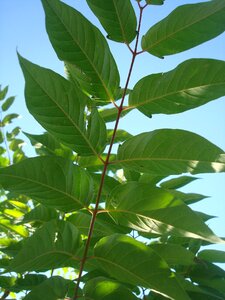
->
18, 54, 107, 156
117, 129, 225, 176
68, 210, 127, 238
129, 59, 225, 116
0, 86, 8, 101
146, 0, 164, 5
78, 154, 118, 173
9, 139, 24, 151
0, 156, 94, 212
107, 129, 132, 145
198, 250, 225, 263
13, 274, 47, 292
6, 126, 21, 141
165, 190, 208, 205
1, 113, 19, 126
0, 217, 29, 238
160, 176, 198, 190
142, 0, 225, 57
91, 173, 120, 199
24, 132, 73, 159
23, 276, 70, 300
84, 276, 138, 300
94, 234, 190, 300
1, 96, 15, 111
8, 220, 82, 272
107, 182, 223, 243
86, 0, 137, 43
149, 244, 195, 266
22, 205, 59, 224
0, 276, 16, 290
99, 107, 132, 123
41, 0, 120, 102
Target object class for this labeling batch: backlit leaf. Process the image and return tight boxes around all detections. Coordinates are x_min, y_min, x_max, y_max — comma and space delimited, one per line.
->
142, 0, 225, 57
19, 55, 107, 156
107, 182, 223, 243
94, 234, 190, 300
9, 220, 82, 272
129, 59, 225, 116
117, 129, 225, 176
0, 156, 94, 212
1, 96, 15, 111
84, 276, 138, 299
198, 250, 225, 263
41, 0, 120, 102
160, 176, 198, 190
86, 0, 137, 43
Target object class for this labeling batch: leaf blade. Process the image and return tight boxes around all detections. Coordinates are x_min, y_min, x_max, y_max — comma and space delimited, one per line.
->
0, 156, 94, 212
86, 0, 137, 43
142, 0, 225, 57
41, 0, 120, 102
129, 59, 225, 116
117, 129, 225, 176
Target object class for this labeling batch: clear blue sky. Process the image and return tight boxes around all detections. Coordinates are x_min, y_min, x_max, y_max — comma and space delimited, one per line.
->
0, 0, 225, 246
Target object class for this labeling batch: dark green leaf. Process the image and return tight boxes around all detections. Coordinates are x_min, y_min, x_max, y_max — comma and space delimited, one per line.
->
22, 205, 59, 224
12, 274, 47, 292
78, 154, 118, 173
146, 0, 165, 5
142, 0, 225, 57
129, 59, 225, 116
165, 190, 208, 205
41, 0, 120, 102
94, 234, 190, 300
1, 96, 15, 111
9, 220, 82, 272
160, 176, 198, 190
198, 250, 225, 263
84, 276, 138, 299
91, 173, 120, 199
117, 129, 225, 176
0, 156, 94, 212
86, 0, 137, 43
107, 182, 223, 243
23, 276, 70, 300
6, 126, 21, 141
149, 243, 195, 266
18, 54, 107, 156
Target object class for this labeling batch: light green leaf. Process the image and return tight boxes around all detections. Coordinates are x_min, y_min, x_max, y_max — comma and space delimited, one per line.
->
19, 55, 107, 156
160, 176, 198, 190
129, 59, 225, 116
9, 139, 24, 151
0, 86, 8, 101
99, 106, 132, 123
23, 276, 70, 300
0, 217, 29, 238
1, 96, 15, 111
165, 190, 208, 205
1, 113, 19, 126
142, 0, 225, 57
107, 182, 223, 243
0, 156, 94, 212
86, 0, 137, 43
84, 276, 138, 300
107, 129, 132, 145
78, 154, 118, 173
94, 234, 190, 300
91, 173, 120, 199
117, 129, 225, 176
198, 250, 225, 263
41, 0, 120, 102
24, 132, 73, 159
9, 220, 82, 272
22, 205, 59, 224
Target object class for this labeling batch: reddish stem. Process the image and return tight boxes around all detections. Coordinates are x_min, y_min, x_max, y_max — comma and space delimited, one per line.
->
72, 5, 146, 300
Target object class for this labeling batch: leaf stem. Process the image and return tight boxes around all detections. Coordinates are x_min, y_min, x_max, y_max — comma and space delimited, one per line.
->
72, 4, 146, 299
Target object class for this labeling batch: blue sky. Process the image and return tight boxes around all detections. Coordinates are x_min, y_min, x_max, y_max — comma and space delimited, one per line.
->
1, 0, 225, 245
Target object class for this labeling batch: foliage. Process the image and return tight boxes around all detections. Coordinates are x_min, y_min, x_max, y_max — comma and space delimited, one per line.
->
1, 0, 225, 299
